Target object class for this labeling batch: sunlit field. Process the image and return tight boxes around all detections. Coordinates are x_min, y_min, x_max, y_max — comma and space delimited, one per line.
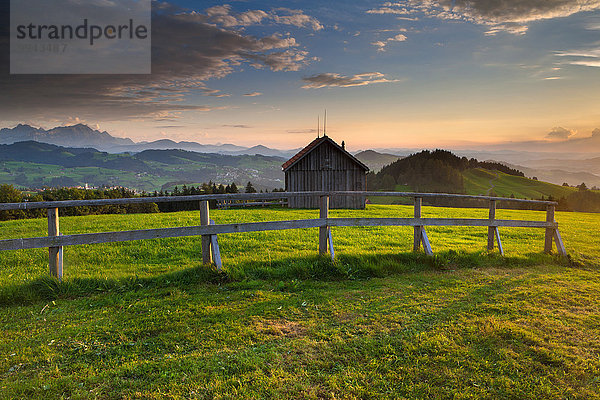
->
1, 205, 599, 398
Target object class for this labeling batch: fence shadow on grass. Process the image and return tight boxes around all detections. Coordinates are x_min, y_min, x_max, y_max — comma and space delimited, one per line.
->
0, 250, 569, 306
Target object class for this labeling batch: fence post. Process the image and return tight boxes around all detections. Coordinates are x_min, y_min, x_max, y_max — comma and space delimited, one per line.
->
319, 195, 329, 255
544, 204, 555, 253
200, 200, 212, 264
48, 208, 63, 280
413, 197, 422, 251
209, 219, 222, 270
487, 200, 496, 251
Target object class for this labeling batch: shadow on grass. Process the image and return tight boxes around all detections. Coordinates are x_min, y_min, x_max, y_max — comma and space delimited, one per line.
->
0, 250, 570, 306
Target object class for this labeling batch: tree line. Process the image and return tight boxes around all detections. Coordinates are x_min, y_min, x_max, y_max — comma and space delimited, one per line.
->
0, 181, 278, 220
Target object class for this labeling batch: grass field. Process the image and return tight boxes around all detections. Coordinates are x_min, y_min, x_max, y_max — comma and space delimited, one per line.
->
370, 169, 576, 206
1, 205, 599, 398
463, 169, 576, 199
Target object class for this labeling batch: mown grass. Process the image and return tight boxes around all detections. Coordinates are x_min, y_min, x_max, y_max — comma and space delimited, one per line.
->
1, 205, 599, 399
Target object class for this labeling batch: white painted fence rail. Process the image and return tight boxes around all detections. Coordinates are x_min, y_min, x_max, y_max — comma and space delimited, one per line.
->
0, 191, 566, 280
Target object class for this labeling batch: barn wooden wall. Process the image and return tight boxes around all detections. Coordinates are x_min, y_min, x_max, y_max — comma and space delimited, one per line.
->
285, 141, 366, 209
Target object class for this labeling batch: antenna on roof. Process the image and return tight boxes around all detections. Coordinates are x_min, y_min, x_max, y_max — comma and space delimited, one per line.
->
324, 109, 327, 137
317, 115, 320, 138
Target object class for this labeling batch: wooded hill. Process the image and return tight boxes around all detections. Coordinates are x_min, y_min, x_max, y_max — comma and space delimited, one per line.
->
367, 149, 600, 212
367, 149, 524, 193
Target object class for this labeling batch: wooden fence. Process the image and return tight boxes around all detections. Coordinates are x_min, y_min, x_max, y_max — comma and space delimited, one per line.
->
0, 191, 566, 280
216, 198, 288, 209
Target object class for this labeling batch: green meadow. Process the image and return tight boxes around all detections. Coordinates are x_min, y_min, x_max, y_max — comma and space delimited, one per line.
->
462, 169, 577, 199
0, 205, 599, 399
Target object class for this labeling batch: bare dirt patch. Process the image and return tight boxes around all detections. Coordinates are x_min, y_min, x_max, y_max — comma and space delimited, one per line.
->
258, 320, 307, 337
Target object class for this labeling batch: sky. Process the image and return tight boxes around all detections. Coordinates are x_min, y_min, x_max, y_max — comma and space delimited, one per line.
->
2, 0, 600, 151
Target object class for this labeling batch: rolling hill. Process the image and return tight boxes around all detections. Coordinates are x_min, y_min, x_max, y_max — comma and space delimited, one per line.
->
462, 168, 576, 199
0, 141, 285, 191
354, 150, 402, 172
366, 150, 600, 211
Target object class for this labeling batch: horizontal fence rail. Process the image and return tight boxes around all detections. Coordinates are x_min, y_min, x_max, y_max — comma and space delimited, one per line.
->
0, 218, 559, 252
0, 191, 566, 280
0, 191, 558, 211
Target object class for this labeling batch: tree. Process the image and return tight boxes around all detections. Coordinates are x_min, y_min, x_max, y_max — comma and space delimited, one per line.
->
562, 182, 570, 187
381, 174, 396, 190
0, 184, 23, 203
577, 182, 588, 191
0, 185, 40, 220
245, 181, 257, 193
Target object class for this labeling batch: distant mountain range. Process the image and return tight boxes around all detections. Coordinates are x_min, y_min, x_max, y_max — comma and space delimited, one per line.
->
499, 160, 600, 189
2, 123, 600, 189
0, 124, 300, 158
484, 133, 600, 154
354, 150, 402, 172
0, 124, 134, 149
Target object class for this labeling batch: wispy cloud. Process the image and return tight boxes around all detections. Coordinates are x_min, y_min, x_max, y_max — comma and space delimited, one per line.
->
301, 72, 399, 89
367, 1, 600, 35
556, 48, 600, 68
222, 124, 252, 129
286, 128, 318, 134
243, 92, 263, 97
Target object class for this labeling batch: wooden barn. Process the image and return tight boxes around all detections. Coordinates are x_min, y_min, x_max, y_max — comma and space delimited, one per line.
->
282, 135, 369, 209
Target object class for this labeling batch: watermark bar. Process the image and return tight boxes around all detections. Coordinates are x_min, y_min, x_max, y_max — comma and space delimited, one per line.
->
10, 0, 151, 74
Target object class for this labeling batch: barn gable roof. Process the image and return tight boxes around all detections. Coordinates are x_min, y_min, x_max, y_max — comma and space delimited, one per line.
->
282, 136, 369, 172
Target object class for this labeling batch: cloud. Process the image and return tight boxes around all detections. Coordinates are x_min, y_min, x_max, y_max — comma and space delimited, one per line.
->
546, 126, 576, 140
301, 72, 399, 89
243, 92, 263, 97
367, 1, 600, 35
205, 5, 323, 30
222, 124, 252, 128
244, 49, 313, 72
367, 6, 410, 15
372, 41, 388, 51
371, 33, 408, 51
271, 8, 324, 30
556, 48, 600, 68
0, 2, 317, 122
206, 6, 270, 27
287, 128, 318, 134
